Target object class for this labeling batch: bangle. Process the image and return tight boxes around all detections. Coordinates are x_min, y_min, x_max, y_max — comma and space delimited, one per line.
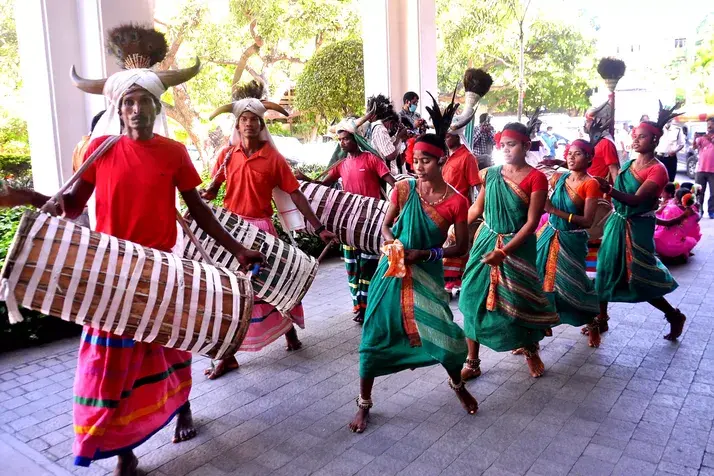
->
568, 213, 573, 223
315, 225, 326, 234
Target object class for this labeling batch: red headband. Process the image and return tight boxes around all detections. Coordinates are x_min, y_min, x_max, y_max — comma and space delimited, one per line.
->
638, 122, 663, 138
569, 139, 595, 156
500, 129, 530, 144
413, 141, 445, 158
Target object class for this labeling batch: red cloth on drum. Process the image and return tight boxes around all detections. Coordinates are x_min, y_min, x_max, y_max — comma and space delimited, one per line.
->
211, 143, 300, 219
237, 216, 305, 352
326, 151, 390, 199
76, 134, 199, 467
442, 145, 482, 199
82, 135, 202, 252
587, 139, 619, 179
390, 186, 468, 224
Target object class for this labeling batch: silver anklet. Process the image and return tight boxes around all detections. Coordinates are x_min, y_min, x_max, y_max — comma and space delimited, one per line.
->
465, 358, 481, 369
356, 395, 373, 410
448, 378, 465, 391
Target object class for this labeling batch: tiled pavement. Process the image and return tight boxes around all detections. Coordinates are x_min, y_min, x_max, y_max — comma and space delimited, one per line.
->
3, 222, 714, 476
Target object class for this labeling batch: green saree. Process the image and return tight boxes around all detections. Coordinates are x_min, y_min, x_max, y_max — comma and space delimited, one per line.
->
359, 180, 467, 379
459, 166, 558, 352
596, 160, 678, 302
535, 173, 598, 326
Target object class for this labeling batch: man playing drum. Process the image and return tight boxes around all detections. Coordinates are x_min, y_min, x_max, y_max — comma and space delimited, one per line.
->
0, 26, 264, 476
202, 82, 335, 378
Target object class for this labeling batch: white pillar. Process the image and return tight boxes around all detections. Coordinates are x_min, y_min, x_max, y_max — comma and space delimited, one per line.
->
361, 0, 437, 117
14, 0, 153, 194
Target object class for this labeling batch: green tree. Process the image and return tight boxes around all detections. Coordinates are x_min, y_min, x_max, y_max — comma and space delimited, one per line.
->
437, 0, 596, 115
0, 0, 29, 156
154, 0, 360, 165
294, 39, 364, 134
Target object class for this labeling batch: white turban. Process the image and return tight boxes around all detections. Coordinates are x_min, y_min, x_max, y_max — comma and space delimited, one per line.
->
229, 98, 275, 148
89, 69, 169, 142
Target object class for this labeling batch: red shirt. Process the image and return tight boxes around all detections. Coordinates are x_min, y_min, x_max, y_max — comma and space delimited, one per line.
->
326, 152, 390, 199
442, 145, 482, 198
82, 135, 202, 252
588, 138, 619, 179
212, 143, 300, 219
390, 186, 468, 224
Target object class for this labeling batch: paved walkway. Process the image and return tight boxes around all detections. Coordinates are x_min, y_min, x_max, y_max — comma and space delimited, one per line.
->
2, 219, 714, 476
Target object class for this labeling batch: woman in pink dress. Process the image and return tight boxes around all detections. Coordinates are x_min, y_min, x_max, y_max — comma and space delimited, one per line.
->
654, 188, 701, 261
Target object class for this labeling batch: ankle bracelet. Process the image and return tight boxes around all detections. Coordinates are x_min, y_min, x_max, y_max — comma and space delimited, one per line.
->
465, 358, 481, 369
448, 378, 465, 391
356, 395, 373, 410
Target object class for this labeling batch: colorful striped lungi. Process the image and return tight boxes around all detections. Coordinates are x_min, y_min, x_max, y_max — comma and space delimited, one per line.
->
73, 328, 192, 466
238, 216, 305, 351
343, 245, 379, 313
586, 240, 600, 279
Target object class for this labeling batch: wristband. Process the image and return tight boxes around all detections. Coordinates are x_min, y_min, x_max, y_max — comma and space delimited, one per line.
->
315, 225, 326, 235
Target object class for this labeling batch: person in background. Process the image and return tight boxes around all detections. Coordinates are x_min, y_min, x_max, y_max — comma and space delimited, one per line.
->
540, 126, 558, 157
471, 113, 495, 158
398, 91, 426, 133
654, 121, 684, 182
694, 117, 714, 218
72, 110, 106, 173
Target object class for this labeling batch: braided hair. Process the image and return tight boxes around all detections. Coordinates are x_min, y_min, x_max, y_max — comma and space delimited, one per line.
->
415, 90, 459, 159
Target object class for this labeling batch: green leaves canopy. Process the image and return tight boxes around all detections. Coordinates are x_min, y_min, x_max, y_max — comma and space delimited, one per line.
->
294, 39, 365, 127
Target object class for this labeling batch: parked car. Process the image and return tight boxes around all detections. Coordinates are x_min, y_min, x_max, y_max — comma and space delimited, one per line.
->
677, 122, 708, 179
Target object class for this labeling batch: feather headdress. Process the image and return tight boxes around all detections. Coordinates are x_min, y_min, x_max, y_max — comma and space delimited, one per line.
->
106, 24, 169, 69
426, 89, 460, 143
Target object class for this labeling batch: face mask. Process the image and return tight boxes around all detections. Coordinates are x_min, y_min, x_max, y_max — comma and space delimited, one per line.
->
409, 104, 417, 113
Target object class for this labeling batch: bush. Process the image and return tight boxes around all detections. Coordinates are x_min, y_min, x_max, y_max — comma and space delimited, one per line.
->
0, 154, 33, 188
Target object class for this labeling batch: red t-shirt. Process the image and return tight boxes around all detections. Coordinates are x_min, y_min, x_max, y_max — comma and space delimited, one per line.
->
588, 139, 619, 178
82, 135, 202, 252
326, 152, 390, 199
212, 143, 300, 219
390, 185, 468, 224
442, 145, 482, 198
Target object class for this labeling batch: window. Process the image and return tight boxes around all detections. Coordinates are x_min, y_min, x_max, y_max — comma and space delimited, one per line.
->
674, 38, 686, 48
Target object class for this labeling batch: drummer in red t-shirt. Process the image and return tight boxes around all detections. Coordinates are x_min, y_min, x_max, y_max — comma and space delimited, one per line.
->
314, 126, 396, 323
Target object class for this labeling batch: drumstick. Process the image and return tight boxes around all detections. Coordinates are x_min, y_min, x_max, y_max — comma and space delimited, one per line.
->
316, 241, 336, 264
175, 210, 216, 267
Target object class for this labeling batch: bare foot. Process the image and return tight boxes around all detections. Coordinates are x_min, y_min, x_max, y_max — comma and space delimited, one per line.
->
525, 352, 545, 378
664, 310, 686, 341
204, 357, 239, 380
453, 385, 478, 414
461, 364, 481, 381
544, 328, 553, 337
588, 324, 601, 348
173, 402, 197, 443
582, 315, 609, 335
511, 348, 525, 355
348, 408, 369, 433
285, 326, 302, 351
114, 451, 138, 476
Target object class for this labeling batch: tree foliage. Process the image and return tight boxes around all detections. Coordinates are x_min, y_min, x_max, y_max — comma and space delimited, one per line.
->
437, 0, 596, 114
294, 39, 364, 129
0, 0, 29, 156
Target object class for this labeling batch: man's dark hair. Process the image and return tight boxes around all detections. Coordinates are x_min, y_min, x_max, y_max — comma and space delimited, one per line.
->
90, 110, 106, 133
546, 126, 553, 131
707, 116, 714, 123
479, 113, 488, 124
403, 91, 419, 104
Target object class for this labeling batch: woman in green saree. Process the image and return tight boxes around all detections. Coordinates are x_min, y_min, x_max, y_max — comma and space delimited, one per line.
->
536, 139, 603, 348
349, 94, 477, 433
594, 103, 686, 340
459, 121, 559, 380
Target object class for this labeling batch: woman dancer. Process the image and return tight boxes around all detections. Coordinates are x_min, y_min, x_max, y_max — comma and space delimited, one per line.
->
460, 118, 559, 380
536, 139, 602, 347
595, 102, 686, 340
654, 187, 701, 261
349, 94, 478, 433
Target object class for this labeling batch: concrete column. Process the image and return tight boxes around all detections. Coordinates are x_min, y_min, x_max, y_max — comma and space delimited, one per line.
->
361, 0, 437, 117
14, 0, 153, 194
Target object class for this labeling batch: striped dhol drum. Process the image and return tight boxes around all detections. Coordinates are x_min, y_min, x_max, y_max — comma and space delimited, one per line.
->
0, 211, 253, 360
182, 204, 318, 315
299, 181, 389, 255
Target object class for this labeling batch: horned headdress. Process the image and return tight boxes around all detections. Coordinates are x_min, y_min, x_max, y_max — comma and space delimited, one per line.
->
449, 68, 493, 152
70, 24, 201, 140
